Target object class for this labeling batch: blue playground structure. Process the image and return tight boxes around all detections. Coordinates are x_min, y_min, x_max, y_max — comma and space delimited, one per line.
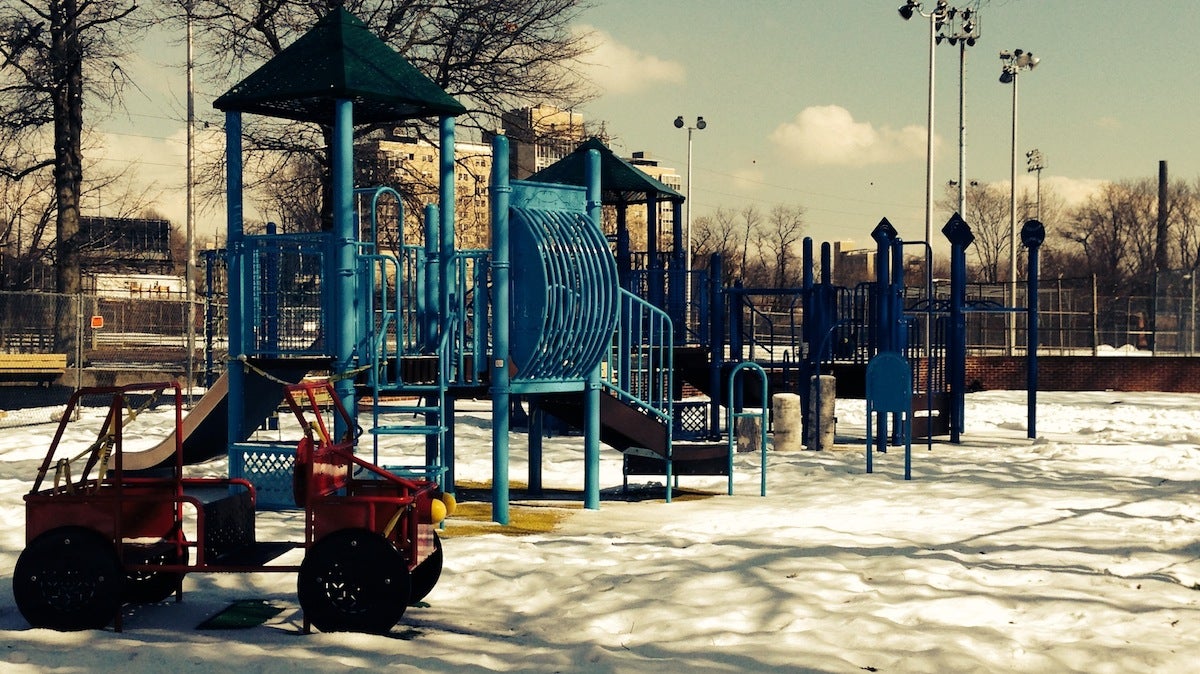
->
196, 8, 1047, 525
13, 9, 1057, 636
196, 8, 763, 528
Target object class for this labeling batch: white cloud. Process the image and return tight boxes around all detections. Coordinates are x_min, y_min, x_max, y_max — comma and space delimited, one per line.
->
88, 126, 226, 239
769, 105, 931, 167
731, 167, 765, 192
1042, 175, 1107, 207
572, 25, 685, 95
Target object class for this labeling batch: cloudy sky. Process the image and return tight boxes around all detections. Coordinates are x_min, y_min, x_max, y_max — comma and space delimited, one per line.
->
96, 0, 1200, 249
570, 0, 1200, 247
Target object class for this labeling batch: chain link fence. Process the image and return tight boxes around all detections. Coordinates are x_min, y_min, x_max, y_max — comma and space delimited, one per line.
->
2, 272, 1199, 427
951, 273, 1200, 355
0, 290, 203, 428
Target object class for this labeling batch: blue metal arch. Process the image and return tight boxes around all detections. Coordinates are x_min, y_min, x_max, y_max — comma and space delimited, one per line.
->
509, 206, 619, 381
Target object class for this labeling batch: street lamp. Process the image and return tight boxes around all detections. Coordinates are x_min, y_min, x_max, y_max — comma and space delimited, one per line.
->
1000, 48, 1039, 353
898, 0, 948, 250
674, 115, 706, 303
935, 5, 979, 221
1026, 148, 1044, 219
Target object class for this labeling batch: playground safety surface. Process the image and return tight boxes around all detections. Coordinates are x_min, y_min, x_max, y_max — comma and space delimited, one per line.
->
443, 482, 716, 538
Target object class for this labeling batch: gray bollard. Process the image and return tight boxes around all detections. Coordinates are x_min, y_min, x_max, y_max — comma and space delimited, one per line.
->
771, 393, 803, 452
736, 413, 763, 453
806, 374, 836, 449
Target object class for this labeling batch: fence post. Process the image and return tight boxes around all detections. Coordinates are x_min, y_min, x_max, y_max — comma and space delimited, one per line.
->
1091, 274, 1098, 356
75, 293, 83, 391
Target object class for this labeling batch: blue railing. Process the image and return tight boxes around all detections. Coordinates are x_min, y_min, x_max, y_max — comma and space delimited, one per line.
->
240, 232, 327, 357
602, 288, 674, 435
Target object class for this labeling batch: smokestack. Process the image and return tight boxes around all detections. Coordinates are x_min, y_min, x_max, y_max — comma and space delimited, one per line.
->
1156, 160, 1169, 272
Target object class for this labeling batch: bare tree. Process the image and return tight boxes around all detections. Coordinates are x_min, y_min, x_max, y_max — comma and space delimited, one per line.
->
691, 206, 743, 286
1062, 181, 1142, 295
1174, 179, 1200, 272
760, 204, 805, 288
738, 204, 762, 283
0, 0, 142, 353
178, 0, 595, 227
0, 172, 55, 289
259, 153, 324, 234
937, 182, 1009, 282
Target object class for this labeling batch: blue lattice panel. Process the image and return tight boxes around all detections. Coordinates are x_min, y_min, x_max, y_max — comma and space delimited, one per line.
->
231, 442, 297, 509
674, 400, 709, 441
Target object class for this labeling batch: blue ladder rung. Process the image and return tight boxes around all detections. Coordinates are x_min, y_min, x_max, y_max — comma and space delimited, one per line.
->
370, 426, 445, 436
378, 383, 443, 394
374, 404, 441, 415
381, 464, 448, 482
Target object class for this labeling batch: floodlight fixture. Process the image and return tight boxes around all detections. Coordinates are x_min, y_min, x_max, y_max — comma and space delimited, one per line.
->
999, 47, 1042, 352
932, 3, 980, 222
674, 114, 707, 322
897, 0, 955, 254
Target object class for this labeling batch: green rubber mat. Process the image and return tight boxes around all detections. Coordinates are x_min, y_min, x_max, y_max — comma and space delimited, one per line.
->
197, 599, 285, 630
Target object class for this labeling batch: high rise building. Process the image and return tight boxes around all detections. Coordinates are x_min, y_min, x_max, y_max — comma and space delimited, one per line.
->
357, 131, 494, 249
496, 105, 587, 179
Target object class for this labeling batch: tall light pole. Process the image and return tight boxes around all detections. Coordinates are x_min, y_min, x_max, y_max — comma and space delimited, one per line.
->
898, 0, 948, 250
1000, 48, 1039, 353
936, 6, 978, 221
1026, 148, 1044, 219
186, 0, 197, 401
674, 115, 705, 299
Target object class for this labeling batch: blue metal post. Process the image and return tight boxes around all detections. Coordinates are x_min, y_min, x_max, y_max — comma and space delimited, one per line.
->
204, 251, 216, 387
730, 282, 744, 362
646, 194, 660, 309
942, 214, 974, 444
424, 204, 439, 350
799, 238, 815, 441
225, 111, 245, 459
264, 222, 279, 350
473, 256, 489, 381
490, 135, 512, 525
424, 203, 441, 467
871, 220, 897, 355
529, 403, 543, 495
708, 253, 724, 438
439, 116, 456, 331
444, 396, 456, 490
670, 196, 685, 340
870, 220, 896, 448
889, 240, 906, 443
616, 204, 631, 291
891, 238, 905, 353
1022, 219, 1045, 439
331, 100, 356, 438
583, 148, 602, 510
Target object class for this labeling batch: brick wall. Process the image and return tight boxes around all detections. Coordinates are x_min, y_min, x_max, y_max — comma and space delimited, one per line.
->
966, 355, 1200, 393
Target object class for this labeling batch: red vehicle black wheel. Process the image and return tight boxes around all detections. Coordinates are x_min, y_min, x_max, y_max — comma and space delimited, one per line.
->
123, 538, 188, 604
298, 528, 410, 633
13, 526, 124, 631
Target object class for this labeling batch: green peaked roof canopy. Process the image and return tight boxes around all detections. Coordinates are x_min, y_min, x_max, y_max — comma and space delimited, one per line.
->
214, 8, 465, 124
528, 138, 684, 205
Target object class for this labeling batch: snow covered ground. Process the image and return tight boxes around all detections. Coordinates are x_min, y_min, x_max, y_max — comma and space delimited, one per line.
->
2, 389, 1199, 673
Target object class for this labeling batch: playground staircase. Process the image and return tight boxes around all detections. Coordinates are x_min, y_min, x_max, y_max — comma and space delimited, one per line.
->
363, 332, 449, 447
538, 391, 732, 479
